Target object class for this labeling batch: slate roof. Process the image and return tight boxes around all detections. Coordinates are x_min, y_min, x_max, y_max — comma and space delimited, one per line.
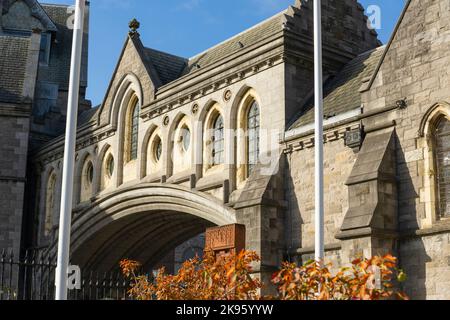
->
289, 46, 385, 129
0, 35, 30, 103
2, 0, 57, 32
184, 10, 287, 75
38, 3, 88, 89
141, 10, 287, 86
142, 48, 187, 86
78, 105, 100, 126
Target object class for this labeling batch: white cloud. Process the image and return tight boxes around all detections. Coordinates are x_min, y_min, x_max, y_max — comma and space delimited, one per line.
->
176, 0, 202, 11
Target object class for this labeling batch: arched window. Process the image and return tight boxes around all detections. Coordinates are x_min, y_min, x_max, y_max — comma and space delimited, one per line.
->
106, 155, 115, 178
45, 172, 57, 237
247, 101, 260, 176
172, 116, 192, 176
434, 117, 450, 217
100, 150, 114, 192
212, 114, 224, 166
129, 100, 140, 161
180, 125, 191, 152
80, 159, 94, 203
153, 135, 162, 163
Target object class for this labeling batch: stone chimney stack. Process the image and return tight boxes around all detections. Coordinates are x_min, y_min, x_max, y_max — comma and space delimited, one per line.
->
22, 28, 42, 101
289, 0, 381, 55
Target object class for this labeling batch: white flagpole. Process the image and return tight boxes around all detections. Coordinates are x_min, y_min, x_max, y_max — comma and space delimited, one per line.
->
55, 0, 86, 300
314, 0, 325, 263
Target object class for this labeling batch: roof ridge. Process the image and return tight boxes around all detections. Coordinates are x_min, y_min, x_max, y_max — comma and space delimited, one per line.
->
39, 3, 71, 8
356, 45, 386, 58
188, 8, 288, 62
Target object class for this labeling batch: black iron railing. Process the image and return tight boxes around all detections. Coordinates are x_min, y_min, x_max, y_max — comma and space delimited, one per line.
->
0, 249, 131, 300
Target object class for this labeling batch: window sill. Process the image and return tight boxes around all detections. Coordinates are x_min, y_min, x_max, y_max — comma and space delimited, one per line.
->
196, 173, 227, 192
167, 170, 194, 185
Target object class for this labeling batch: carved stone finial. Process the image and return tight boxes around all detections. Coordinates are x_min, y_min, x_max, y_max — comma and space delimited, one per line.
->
129, 18, 140, 36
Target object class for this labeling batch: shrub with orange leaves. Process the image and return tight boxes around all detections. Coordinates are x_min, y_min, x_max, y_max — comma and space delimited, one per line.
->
271, 254, 409, 300
120, 250, 262, 300
120, 251, 408, 301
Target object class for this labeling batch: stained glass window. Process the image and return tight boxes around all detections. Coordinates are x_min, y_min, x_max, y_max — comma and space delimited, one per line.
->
45, 173, 57, 236
435, 117, 450, 217
247, 101, 260, 176
130, 101, 140, 161
212, 114, 224, 165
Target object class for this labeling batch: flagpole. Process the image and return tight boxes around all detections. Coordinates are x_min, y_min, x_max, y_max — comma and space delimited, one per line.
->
55, 0, 86, 300
314, 0, 325, 263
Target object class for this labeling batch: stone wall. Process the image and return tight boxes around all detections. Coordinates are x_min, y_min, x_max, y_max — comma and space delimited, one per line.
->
0, 115, 30, 257
285, 125, 358, 254
359, 0, 450, 300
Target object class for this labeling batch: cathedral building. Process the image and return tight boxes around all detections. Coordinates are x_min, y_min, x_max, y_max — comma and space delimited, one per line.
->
1, 0, 450, 299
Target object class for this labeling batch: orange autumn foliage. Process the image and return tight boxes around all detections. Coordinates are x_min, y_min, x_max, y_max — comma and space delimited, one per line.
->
120, 251, 262, 300
272, 255, 409, 300
120, 251, 408, 301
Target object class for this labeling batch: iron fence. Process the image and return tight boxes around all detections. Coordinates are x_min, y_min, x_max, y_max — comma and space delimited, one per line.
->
0, 249, 132, 300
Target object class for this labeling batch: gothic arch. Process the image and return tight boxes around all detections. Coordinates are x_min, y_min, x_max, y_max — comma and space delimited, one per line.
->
74, 151, 95, 204
107, 73, 143, 129
49, 183, 236, 272
419, 102, 450, 138
201, 101, 225, 175
418, 101, 450, 228
229, 84, 254, 129
140, 124, 162, 179
95, 143, 115, 193
43, 167, 57, 237
230, 86, 262, 188
167, 112, 192, 177
114, 76, 142, 186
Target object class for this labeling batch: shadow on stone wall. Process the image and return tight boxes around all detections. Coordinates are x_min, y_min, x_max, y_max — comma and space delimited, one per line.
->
284, 159, 304, 263
396, 138, 431, 300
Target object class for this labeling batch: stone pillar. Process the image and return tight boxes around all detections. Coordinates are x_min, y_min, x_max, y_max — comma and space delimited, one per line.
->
336, 128, 399, 262
230, 154, 286, 295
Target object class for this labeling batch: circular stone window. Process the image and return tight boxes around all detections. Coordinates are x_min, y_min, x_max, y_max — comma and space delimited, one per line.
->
153, 136, 162, 163
180, 126, 191, 152
106, 155, 114, 177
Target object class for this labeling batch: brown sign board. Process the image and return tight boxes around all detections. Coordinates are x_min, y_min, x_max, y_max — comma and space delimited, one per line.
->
205, 224, 246, 255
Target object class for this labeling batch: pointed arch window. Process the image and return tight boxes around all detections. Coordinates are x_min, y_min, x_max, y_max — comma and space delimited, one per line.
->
45, 172, 57, 236
129, 100, 140, 161
247, 101, 260, 176
435, 117, 450, 217
212, 114, 224, 165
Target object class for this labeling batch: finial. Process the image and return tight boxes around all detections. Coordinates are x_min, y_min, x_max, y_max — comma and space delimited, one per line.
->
129, 18, 140, 36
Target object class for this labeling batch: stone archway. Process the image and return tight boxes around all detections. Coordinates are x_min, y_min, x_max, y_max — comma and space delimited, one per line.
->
49, 183, 236, 273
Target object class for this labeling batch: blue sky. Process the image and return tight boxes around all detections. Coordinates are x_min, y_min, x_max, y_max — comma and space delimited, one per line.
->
43, 0, 407, 106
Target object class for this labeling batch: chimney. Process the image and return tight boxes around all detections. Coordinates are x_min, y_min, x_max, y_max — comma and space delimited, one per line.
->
22, 28, 42, 101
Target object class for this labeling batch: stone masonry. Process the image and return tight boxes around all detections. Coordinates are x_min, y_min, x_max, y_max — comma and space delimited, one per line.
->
2, 0, 450, 299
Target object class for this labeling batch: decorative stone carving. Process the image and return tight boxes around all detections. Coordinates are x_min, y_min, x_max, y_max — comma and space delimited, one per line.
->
223, 89, 232, 102
128, 18, 140, 36
344, 128, 363, 150
191, 103, 199, 115
205, 224, 246, 257
163, 115, 170, 126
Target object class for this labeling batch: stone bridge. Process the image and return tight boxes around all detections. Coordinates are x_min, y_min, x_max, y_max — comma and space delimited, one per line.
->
32, 29, 287, 280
